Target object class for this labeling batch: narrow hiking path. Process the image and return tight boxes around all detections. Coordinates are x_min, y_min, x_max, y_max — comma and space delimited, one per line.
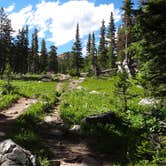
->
38, 77, 112, 166
0, 97, 37, 141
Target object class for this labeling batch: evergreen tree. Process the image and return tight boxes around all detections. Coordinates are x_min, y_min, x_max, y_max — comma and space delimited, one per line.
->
90, 32, 98, 76
86, 33, 91, 57
107, 12, 117, 70
48, 45, 58, 73
98, 20, 107, 70
135, 0, 166, 96
31, 28, 39, 73
40, 39, 48, 73
0, 7, 13, 72
71, 23, 83, 76
86, 33, 91, 71
14, 26, 29, 73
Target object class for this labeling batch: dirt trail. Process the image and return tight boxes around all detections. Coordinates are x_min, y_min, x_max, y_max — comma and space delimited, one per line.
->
38, 77, 112, 166
38, 77, 102, 166
0, 98, 37, 140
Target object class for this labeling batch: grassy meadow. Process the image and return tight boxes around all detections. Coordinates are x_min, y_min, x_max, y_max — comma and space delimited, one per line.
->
60, 76, 166, 164
0, 74, 165, 165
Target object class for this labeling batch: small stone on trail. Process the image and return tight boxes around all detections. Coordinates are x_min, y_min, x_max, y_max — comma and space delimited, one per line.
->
69, 125, 81, 134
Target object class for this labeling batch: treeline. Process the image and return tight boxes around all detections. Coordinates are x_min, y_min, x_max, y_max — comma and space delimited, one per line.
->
0, 8, 58, 74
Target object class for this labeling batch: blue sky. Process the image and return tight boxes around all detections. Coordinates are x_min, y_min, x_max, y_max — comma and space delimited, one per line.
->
1, 0, 139, 55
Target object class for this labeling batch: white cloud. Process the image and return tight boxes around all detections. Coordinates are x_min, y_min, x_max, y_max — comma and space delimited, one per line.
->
9, 5, 33, 35
8, 0, 121, 46
5, 5, 15, 13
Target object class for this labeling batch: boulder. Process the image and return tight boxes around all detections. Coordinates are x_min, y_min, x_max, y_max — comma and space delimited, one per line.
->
82, 111, 119, 125
0, 139, 37, 166
82, 111, 130, 130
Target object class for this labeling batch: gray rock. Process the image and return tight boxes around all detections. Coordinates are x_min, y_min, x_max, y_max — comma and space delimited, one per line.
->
0, 139, 37, 166
139, 98, 159, 106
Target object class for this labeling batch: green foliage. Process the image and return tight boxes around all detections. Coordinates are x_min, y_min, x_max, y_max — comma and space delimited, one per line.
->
60, 90, 112, 124
14, 129, 38, 147
0, 94, 19, 110
0, 8, 13, 72
15, 26, 29, 73
71, 23, 83, 76
1, 83, 18, 95
98, 20, 108, 70
60, 76, 165, 164
40, 39, 48, 73
10, 78, 58, 166
48, 45, 58, 73
17, 102, 46, 126
134, 0, 166, 96
107, 12, 117, 70
13, 128, 52, 166
3, 63, 12, 86
16, 81, 58, 127
38, 157, 51, 166
60, 76, 145, 127
12, 81, 56, 98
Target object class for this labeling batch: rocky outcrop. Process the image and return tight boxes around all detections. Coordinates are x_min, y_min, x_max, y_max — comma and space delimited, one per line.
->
0, 139, 37, 166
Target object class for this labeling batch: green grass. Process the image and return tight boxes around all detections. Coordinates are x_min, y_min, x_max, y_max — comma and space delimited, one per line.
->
0, 80, 20, 110
60, 90, 113, 124
12, 80, 56, 98
0, 78, 58, 165
60, 76, 145, 128
60, 76, 165, 164
60, 77, 119, 125
80, 76, 120, 93
0, 94, 19, 110
0, 79, 57, 110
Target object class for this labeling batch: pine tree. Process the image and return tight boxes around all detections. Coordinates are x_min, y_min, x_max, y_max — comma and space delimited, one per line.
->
90, 32, 98, 76
98, 20, 107, 71
71, 23, 83, 76
40, 39, 48, 73
135, 0, 166, 96
86, 33, 91, 57
31, 28, 39, 73
14, 26, 29, 73
48, 45, 58, 73
0, 7, 13, 72
107, 12, 117, 70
